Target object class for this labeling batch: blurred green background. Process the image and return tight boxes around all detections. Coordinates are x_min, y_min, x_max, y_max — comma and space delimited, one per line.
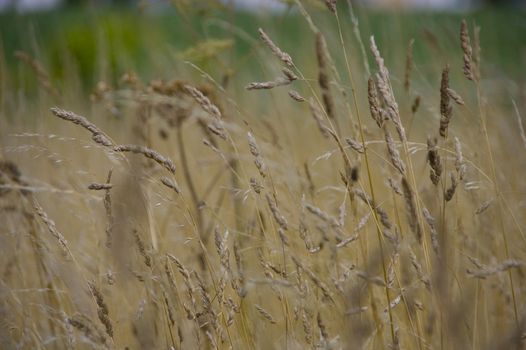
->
1, 3, 525, 99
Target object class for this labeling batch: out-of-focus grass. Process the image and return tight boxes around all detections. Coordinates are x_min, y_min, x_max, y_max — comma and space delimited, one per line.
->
1, 6, 525, 89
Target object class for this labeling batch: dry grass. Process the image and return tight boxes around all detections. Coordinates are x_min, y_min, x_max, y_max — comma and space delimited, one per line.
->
1, 3, 526, 350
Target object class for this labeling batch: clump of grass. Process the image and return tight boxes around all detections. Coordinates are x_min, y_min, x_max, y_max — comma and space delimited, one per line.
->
1, 4, 525, 350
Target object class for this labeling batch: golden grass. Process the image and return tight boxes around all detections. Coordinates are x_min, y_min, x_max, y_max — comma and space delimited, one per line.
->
1, 3, 525, 349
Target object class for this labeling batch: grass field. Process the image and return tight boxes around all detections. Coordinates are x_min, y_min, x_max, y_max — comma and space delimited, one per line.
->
1, 2, 526, 349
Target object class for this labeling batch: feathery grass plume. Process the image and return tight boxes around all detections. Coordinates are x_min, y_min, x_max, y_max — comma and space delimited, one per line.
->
288, 90, 305, 102
33, 199, 69, 257
460, 19, 474, 81
411, 95, 421, 114
246, 77, 290, 90
302, 308, 313, 345
410, 251, 431, 289
346, 137, 364, 153
316, 32, 336, 121
247, 131, 261, 158
183, 84, 222, 119
163, 291, 176, 328
427, 137, 442, 185
370, 37, 389, 82
255, 304, 277, 324
387, 178, 403, 196
370, 37, 406, 142
194, 271, 216, 318
336, 233, 359, 248
167, 254, 191, 281
265, 193, 288, 230
207, 120, 227, 140
387, 252, 399, 289
367, 77, 385, 128
133, 229, 152, 268
205, 331, 218, 349
15, 51, 60, 98
444, 172, 458, 202
214, 227, 231, 274
422, 208, 439, 255
245, 81, 275, 91
282, 67, 298, 81
304, 202, 340, 228
113, 144, 176, 174
167, 254, 198, 320
258, 28, 293, 67
88, 282, 113, 338
454, 137, 466, 180
278, 227, 289, 246
447, 88, 465, 105
404, 39, 414, 92
51, 107, 114, 147
250, 177, 263, 194
401, 178, 422, 242
247, 132, 267, 178
439, 65, 453, 138
291, 256, 334, 302
68, 314, 108, 346
203, 138, 223, 156
467, 260, 524, 279
225, 298, 240, 326
386, 294, 403, 315
164, 258, 177, 290
309, 98, 330, 138
353, 189, 392, 230
160, 176, 181, 194
295, 261, 307, 295
475, 199, 493, 215
62, 312, 76, 348
384, 129, 406, 175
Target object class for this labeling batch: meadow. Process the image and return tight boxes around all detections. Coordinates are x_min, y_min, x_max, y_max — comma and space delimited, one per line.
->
1, 1, 526, 349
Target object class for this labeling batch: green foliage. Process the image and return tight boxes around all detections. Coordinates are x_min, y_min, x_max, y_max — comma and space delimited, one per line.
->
0, 6, 524, 91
